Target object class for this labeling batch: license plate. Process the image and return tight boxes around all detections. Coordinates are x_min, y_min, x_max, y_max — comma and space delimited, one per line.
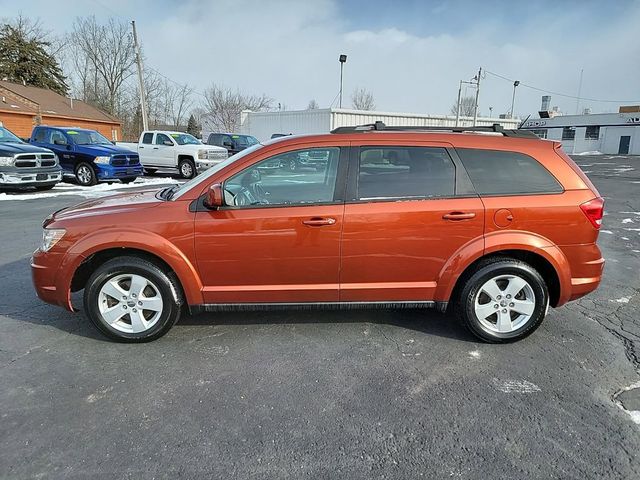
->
36, 173, 47, 181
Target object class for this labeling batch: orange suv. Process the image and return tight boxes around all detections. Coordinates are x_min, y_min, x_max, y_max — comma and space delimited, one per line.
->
31, 122, 604, 343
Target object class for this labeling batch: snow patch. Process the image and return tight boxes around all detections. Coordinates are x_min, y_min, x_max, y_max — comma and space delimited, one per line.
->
576, 151, 603, 156
610, 297, 631, 304
468, 350, 481, 358
493, 379, 541, 394
600, 230, 613, 234
622, 219, 634, 224
613, 381, 640, 426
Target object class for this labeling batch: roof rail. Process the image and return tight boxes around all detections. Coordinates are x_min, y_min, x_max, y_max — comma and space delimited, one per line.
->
330, 121, 539, 139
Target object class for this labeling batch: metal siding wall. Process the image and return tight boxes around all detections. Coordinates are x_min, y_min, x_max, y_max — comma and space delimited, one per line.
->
239, 109, 332, 141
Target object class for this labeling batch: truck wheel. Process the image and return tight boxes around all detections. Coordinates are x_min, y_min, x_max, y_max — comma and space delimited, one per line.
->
143, 168, 157, 175
178, 159, 196, 179
75, 162, 97, 186
83, 256, 183, 342
454, 258, 548, 343
121, 178, 137, 184
34, 184, 55, 191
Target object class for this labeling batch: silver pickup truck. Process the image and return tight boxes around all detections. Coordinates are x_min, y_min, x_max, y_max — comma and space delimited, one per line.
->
0, 126, 61, 190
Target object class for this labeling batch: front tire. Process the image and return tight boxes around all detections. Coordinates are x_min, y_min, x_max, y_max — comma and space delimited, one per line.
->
454, 258, 548, 343
120, 178, 137, 184
143, 168, 157, 175
178, 158, 196, 179
34, 184, 56, 191
83, 257, 183, 342
75, 162, 97, 186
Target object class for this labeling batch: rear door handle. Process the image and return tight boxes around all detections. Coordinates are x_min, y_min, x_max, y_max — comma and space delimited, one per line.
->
302, 217, 336, 226
443, 212, 476, 221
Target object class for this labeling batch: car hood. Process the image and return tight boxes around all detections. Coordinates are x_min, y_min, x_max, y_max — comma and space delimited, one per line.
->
73, 143, 138, 156
51, 187, 163, 222
0, 141, 54, 156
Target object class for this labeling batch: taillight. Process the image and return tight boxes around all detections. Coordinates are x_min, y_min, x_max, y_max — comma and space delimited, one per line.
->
580, 197, 604, 229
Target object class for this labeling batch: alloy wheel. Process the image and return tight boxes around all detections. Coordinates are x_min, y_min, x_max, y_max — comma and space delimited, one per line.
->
473, 274, 536, 333
77, 165, 93, 185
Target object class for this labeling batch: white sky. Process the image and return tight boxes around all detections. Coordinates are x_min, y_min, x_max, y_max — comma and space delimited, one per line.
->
4, 0, 640, 117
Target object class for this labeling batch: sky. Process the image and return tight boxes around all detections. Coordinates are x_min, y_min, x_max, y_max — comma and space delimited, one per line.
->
3, 0, 640, 117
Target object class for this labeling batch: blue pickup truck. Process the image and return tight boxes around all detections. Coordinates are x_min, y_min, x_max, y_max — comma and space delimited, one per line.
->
30, 126, 142, 186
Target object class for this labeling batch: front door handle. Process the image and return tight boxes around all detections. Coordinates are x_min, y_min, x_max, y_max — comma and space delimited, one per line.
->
302, 217, 336, 226
443, 212, 476, 221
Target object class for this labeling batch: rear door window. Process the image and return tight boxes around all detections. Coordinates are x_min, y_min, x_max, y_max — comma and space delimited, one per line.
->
142, 132, 153, 144
456, 148, 563, 195
357, 146, 455, 200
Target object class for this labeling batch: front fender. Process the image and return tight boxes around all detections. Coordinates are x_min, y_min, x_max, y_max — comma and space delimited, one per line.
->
434, 230, 571, 305
60, 228, 203, 307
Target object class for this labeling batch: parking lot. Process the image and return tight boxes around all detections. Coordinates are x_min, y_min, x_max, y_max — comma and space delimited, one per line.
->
1, 155, 639, 479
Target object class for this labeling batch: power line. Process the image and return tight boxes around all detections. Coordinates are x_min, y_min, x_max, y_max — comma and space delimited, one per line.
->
484, 69, 640, 104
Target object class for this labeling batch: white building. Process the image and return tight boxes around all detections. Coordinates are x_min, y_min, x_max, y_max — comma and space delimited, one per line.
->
521, 111, 640, 155
229, 108, 521, 142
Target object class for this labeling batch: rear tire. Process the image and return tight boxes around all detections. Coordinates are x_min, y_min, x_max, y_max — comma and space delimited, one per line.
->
178, 158, 196, 179
120, 178, 136, 184
143, 168, 157, 175
454, 258, 548, 343
75, 162, 97, 186
83, 256, 183, 343
34, 184, 55, 191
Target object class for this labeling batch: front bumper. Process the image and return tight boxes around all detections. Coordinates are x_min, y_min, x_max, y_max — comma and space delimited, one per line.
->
196, 158, 226, 172
96, 164, 143, 180
0, 167, 62, 187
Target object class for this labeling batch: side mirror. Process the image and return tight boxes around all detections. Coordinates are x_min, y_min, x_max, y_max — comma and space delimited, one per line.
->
204, 183, 224, 209
223, 141, 233, 149
53, 139, 67, 146
163, 140, 174, 146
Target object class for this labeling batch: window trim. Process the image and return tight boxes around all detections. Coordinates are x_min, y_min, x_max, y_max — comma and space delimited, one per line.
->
345, 145, 468, 204
208, 146, 349, 211
455, 147, 565, 197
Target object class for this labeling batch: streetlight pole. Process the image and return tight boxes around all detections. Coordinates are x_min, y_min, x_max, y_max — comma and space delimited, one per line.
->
338, 54, 347, 108
510, 80, 520, 119
455, 80, 462, 127
472, 67, 481, 127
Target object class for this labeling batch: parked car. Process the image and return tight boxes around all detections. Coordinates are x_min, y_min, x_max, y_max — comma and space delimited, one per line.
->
206, 133, 259, 157
119, 131, 228, 179
0, 125, 61, 190
32, 122, 604, 343
30, 126, 141, 186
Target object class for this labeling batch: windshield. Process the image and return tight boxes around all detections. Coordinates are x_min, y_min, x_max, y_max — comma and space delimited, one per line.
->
0, 127, 24, 144
170, 133, 202, 145
68, 130, 112, 145
172, 143, 264, 200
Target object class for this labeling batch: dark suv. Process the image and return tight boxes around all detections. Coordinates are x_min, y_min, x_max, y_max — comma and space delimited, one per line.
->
207, 133, 259, 156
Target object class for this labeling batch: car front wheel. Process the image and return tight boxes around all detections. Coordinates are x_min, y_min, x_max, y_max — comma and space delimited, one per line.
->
454, 258, 549, 343
83, 257, 183, 342
75, 162, 97, 186
178, 159, 196, 179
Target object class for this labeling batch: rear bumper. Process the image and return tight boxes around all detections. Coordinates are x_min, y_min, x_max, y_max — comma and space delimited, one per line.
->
0, 167, 62, 187
558, 243, 605, 304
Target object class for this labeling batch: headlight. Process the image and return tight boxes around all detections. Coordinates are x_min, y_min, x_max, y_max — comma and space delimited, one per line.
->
94, 156, 111, 164
41, 228, 66, 252
197, 150, 207, 159
0, 156, 13, 166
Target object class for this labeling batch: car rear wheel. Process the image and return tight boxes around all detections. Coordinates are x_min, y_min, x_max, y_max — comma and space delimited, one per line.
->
120, 178, 137, 184
75, 162, 97, 186
178, 159, 196, 179
143, 168, 157, 175
34, 184, 56, 191
454, 258, 548, 343
83, 257, 183, 342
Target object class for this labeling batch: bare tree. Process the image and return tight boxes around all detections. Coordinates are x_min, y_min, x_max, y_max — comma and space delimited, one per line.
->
307, 99, 319, 110
164, 82, 194, 129
70, 16, 136, 115
450, 96, 476, 117
351, 87, 375, 110
202, 83, 272, 132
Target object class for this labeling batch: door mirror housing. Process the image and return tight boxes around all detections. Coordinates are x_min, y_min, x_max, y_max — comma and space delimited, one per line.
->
163, 140, 174, 146
204, 183, 224, 208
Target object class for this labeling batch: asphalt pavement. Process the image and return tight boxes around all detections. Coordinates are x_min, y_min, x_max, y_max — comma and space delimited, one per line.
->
1, 157, 639, 479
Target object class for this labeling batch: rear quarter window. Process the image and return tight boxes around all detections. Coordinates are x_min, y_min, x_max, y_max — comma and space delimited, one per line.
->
456, 148, 563, 195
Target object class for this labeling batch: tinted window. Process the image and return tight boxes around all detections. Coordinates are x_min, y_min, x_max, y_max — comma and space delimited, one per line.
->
32, 128, 47, 143
207, 134, 221, 146
357, 147, 455, 200
142, 132, 153, 144
224, 147, 340, 207
457, 148, 563, 195
49, 130, 68, 145
155, 133, 172, 145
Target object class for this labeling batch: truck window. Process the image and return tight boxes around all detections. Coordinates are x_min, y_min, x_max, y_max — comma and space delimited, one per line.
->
142, 132, 153, 144
33, 128, 47, 143
49, 130, 68, 145
155, 133, 172, 145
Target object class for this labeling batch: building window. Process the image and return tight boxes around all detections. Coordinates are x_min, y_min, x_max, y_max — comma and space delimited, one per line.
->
585, 126, 600, 140
531, 129, 547, 139
561, 127, 576, 140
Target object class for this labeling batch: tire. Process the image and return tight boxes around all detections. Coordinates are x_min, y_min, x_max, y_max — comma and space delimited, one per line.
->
120, 178, 137, 184
83, 256, 183, 343
178, 158, 196, 179
34, 184, 55, 191
143, 168, 157, 175
75, 162, 97, 186
454, 258, 549, 343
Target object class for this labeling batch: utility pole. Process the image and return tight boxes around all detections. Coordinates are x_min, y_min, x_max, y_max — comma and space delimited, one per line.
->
472, 67, 481, 127
455, 80, 462, 127
575, 68, 584, 115
131, 20, 149, 131
510, 80, 520, 118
